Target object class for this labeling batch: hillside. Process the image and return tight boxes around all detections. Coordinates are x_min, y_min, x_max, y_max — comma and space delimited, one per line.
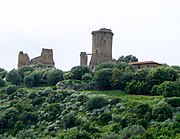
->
0, 61, 180, 138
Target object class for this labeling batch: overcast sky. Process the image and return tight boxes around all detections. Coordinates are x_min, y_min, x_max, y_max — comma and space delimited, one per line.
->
0, 0, 180, 71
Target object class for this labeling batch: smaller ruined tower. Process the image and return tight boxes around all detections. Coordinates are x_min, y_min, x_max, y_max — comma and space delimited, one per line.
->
89, 28, 114, 68
18, 51, 30, 68
80, 52, 88, 66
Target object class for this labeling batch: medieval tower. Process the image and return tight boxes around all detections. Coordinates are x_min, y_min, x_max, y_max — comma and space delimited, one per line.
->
80, 28, 114, 69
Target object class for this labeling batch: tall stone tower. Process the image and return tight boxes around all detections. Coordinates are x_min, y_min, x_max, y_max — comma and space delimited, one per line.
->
89, 28, 114, 68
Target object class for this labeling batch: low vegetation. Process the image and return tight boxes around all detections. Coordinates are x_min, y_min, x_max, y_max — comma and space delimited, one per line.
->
0, 55, 180, 138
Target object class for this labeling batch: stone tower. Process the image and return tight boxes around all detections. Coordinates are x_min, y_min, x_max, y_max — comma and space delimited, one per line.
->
89, 28, 114, 68
80, 52, 88, 66
18, 51, 30, 68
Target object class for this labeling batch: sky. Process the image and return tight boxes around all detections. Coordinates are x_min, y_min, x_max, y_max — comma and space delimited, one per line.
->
0, 0, 180, 71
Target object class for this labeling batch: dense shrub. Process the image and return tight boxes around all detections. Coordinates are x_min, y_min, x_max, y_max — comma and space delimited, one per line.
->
111, 68, 133, 90
5, 85, 17, 95
93, 68, 112, 90
63, 72, 74, 80
99, 112, 112, 125
63, 112, 77, 129
125, 80, 150, 95
85, 96, 109, 111
119, 125, 145, 139
24, 74, 34, 87
46, 69, 64, 85
6, 69, 21, 85
56, 80, 86, 91
151, 81, 180, 97
71, 66, 91, 80
166, 97, 180, 107
152, 102, 173, 122
95, 62, 115, 71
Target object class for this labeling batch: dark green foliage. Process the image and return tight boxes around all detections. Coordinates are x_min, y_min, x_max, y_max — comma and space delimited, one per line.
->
63, 72, 74, 80
45, 103, 63, 121
111, 68, 133, 90
148, 66, 178, 86
0, 77, 5, 87
166, 97, 180, 107
151, 81, 180, 97
143, 122, 180, 139
86, 96, 109, 111
117, 55, 138, 63
58, 128, 92, 139
134, 102, 152, 116
152, 102, 173, 122
71, 65, 91, 80
125, 80, 150, 95
29, 71, 43, 86
63, 112, 77, 129
56, 79, 86, 90
82, 73, 93, 82
5, 85, 17, 95
93, 68, 112, 90
95, 62, 115, 71
100, 133, 119, 139
0, 107, 20, 133
0, 68, 7, 79
17, 66, 34, 81
119, 125, 145, 139
6, 69, 21, 85
99, 112, 112, 125
77, 94, 89, 103
46, 69, 64, 85
133, 68, 149, 82
24, 74, 34, 87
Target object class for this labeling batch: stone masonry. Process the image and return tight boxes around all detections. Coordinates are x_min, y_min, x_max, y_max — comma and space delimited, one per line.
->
80, 28, 114, 69
18, 48, 55, 68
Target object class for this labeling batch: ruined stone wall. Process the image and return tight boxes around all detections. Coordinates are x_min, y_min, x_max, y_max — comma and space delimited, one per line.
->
18, 48, 55, 68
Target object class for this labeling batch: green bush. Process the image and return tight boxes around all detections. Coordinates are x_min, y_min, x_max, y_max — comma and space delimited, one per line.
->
46, 69, 64, 85
152, 102, 173, 122
93, 68, 112, 90
63, 112, 77, 129
71, 65, 91, 80
99, 112, 112, 125
166, 97, 180, 107
86, 96, 109, 111
5, 85, 17, 95
6, 69, 21, 85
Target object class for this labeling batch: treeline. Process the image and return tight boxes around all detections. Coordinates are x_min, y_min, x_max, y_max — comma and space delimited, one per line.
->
1, 57, 180, 98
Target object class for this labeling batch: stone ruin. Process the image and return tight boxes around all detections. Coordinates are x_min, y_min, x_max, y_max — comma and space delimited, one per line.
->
18, 48, 55, 68
80, 28, 114, 69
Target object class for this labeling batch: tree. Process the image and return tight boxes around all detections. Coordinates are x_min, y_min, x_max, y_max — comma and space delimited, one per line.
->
93, 68, 112, 90
117, 55, 138, 63
148, 66, 178, 87
86, 96, 109, 111
125, 80, 150, 95
0, 68, 7, 79
71, 66, 91, 80
46, 69, 64, 85
152, 102, 173, 122
24, 74, 35, 87
111, 68, 133, 90
95, 62, 115, 71
17, 66, 34, 82
6, 69, 21, 85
